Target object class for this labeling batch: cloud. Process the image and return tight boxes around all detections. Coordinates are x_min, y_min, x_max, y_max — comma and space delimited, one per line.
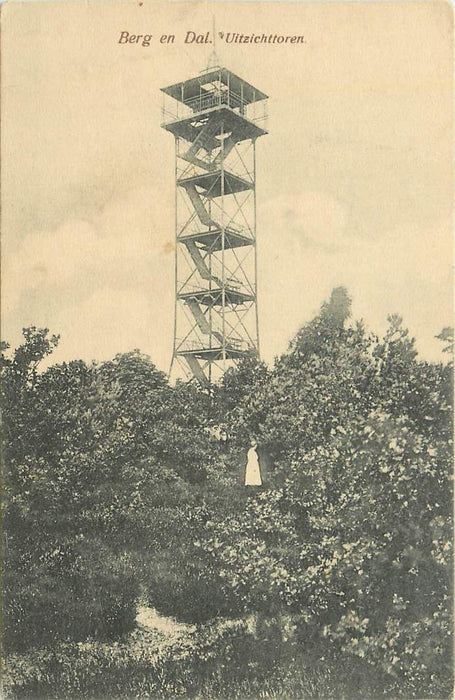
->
258, 196, 452, 364
261, 191, 351, 252
47, 286, 173, 371
2, 182, 175, 368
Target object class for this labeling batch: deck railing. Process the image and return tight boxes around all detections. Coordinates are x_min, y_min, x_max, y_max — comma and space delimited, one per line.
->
184, 88, 245, 114
162, 89, 267, 126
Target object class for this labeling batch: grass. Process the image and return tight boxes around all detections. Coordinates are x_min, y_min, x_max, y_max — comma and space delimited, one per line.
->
3, 617, 388, 700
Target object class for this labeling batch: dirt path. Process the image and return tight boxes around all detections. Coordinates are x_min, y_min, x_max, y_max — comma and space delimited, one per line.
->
135, 604, 195, 641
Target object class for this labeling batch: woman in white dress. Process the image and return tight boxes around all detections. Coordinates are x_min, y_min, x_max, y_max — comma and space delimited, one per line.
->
245, 439, 262, 486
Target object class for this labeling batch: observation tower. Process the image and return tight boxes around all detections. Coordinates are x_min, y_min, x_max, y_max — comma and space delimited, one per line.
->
161, 66, 268, 386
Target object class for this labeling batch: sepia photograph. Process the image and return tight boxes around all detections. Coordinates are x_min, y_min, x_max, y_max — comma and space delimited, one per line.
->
1, 1, 453, 697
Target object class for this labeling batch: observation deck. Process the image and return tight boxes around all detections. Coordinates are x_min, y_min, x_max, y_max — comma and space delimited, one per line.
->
161, 66, 268, 139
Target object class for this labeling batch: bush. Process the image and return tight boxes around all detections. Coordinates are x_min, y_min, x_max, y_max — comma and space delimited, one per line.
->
2, 332, 213, 652
193, 295, 453, 697
3, 619, 384, 699
4, 538, 139, 652
3, 297, 453, 698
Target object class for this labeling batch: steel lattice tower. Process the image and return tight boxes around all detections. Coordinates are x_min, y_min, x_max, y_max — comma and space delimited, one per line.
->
161, 66, 268, 386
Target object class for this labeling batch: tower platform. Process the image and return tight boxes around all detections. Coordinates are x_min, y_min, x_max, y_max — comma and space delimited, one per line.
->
178, 170, 253, 197
177, 346, 253, 361
178, 288, 254, 306
161, 67, 268, 106
162, 105, 267, 143
178, 227, 253, 251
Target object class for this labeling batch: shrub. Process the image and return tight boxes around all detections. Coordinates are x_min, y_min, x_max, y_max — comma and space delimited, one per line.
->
4, 537, 138, 652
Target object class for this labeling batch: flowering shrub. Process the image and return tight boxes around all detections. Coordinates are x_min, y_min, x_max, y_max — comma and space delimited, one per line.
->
3, 293, 452, 698
199, 292, 453, 697
2, 335, 215, 652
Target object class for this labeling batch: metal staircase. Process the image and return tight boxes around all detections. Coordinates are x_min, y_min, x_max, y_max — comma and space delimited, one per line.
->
161, 67, 268, 385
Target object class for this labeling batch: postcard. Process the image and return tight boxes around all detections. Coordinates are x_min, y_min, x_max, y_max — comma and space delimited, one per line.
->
2, 1, 453, 697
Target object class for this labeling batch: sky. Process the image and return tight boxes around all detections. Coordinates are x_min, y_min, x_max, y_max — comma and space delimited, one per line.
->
2, 1, 453, 373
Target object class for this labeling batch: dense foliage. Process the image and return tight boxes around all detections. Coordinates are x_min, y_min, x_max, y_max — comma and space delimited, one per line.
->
2, 336, 216, 650
2, 288, 453, 698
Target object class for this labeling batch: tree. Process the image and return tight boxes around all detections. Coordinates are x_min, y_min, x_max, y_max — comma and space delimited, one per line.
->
3, 331, 140, 650
3, 296, 453, 698
196, 290, 453, 696
2, 331, 216, 650
436, 327, 454, 358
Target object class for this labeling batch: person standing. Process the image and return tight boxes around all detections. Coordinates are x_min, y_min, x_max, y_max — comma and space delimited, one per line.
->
245, 439, 262, 486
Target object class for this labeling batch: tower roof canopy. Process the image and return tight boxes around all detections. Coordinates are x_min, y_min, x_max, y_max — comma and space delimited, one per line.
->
161, 67, 268, 105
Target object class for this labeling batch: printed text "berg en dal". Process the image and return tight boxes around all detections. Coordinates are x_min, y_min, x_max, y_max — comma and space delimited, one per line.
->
118, 30, 305, 47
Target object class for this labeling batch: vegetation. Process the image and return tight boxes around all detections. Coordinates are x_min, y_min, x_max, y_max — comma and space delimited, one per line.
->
2, 288, 453, 698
